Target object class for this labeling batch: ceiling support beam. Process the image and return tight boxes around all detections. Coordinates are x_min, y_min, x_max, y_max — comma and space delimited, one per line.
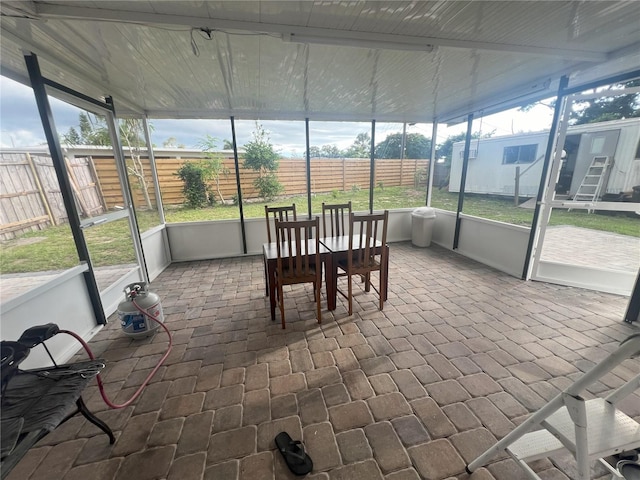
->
34, 3, 608, 62
439, 76, 555, 124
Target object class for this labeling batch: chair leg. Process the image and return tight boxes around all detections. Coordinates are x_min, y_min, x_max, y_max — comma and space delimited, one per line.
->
263, 258, 269, 296
347, 272, 353, 316
364, 273, 371, 292
76, 397, 115, 444
278, 283, 286, 329
316, 277, 322, 324
380, 251, 389, 308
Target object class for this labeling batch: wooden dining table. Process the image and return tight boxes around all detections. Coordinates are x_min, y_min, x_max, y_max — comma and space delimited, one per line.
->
263, 236, 390, 319
262, 241, 331, 321
320, 235, 389, 311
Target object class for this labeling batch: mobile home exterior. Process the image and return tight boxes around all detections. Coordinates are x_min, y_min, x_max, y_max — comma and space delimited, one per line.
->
449, 118, 640, 199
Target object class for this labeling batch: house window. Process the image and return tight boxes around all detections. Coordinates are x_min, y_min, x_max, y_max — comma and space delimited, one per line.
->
503, 144, 537, 164
459, 149, 477, 160
590, 136, 605, 154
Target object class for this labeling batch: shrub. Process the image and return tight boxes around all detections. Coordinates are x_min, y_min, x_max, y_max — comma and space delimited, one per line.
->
254, 173, 283, 201
414, 167, 428, 188
176, 162, 217, 208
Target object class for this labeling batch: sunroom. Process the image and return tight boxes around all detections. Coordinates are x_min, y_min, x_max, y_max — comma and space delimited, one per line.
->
0, 2, 639, 479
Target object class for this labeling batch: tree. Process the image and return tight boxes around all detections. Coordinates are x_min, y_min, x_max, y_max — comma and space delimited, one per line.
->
223, 139, 234, 150
197, 134, 228, 203
61, 127, 81, 146
405, 134, 432, 159
243, 122, 283, 200
374, 132, 431, 159
345, 132, 371, 158
304, 145, 344, 158
120, 118, 153, 210
61, 112, 110, 146
320, 144, 342, 158
305, 146, 321, 158
62, 112, 146, 146
61, 113, 153, 209
374, 133, 403, 158
571, 80, 640, 125
79, 113, 111, 145
163, 137, 185, 148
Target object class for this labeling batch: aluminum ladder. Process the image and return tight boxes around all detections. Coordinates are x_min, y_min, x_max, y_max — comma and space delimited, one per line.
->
570, 156, 611, 212
467, 334, 640, 480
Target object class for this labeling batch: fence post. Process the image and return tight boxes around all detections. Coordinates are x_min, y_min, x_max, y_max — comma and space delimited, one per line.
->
26, 152, 57, 226
87, 155, 108, 211
64, 155, 90, 216
342, 158, 346, 191
514, 166, 520, 206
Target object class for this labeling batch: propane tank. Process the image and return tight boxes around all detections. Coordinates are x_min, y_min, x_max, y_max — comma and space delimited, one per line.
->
118, 283, 164, 339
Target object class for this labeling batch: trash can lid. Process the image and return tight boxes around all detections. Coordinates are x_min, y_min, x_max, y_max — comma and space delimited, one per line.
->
412, 207, 436, 218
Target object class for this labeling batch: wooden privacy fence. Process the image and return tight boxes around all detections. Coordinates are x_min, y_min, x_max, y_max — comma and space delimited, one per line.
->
0, 152, 106, 240
143, 156, 429, 207
0, 148, 429, 239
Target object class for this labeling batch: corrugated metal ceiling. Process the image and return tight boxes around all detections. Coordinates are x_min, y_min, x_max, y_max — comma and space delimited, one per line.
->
1, 1, 639, 123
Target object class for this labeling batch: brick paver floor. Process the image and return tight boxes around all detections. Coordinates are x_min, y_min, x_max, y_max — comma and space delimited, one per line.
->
7, 242, 639, 480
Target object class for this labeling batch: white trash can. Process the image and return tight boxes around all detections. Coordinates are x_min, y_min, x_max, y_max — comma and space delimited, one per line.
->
411, 207, 436, 247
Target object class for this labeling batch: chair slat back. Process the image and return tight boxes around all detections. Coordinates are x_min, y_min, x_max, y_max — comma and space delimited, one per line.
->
322, 201, 352, 237
275, 218, 319, 280
349, 211, 388, 269
265, 204, 297, 243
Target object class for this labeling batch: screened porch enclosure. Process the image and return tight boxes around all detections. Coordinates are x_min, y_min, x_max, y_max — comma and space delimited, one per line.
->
0, 0, 638, 365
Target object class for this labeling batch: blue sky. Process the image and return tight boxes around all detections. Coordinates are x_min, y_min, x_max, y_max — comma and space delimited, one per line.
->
0, 76, 554, 155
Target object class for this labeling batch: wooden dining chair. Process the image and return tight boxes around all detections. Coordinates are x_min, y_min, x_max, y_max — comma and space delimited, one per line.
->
265, 204, 297, 242
274, 217, 322, 329
263, 204, 297, 295
322, 201, 352, 237
336, 210, 389, 315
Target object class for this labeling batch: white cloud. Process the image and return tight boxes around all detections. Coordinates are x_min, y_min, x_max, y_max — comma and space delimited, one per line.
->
1, 76, 83, 146
0, 129, 46, 148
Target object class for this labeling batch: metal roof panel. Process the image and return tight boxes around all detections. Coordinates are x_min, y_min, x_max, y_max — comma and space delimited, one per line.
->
1, 1, 638, 122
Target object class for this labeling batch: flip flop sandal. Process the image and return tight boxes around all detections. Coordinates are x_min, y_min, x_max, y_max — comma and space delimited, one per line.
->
275, 431, 313, 476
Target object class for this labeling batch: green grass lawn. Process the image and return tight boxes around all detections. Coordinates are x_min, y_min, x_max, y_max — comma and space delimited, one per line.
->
431, 189, 639, 237
2, 186, 637, 274
162, 186, 427, 221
